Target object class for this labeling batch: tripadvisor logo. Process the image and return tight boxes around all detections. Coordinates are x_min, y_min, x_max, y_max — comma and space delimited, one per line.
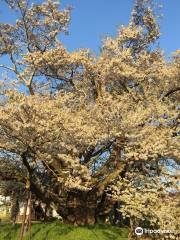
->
135, 227, 143, 236
135, 227, 176, 236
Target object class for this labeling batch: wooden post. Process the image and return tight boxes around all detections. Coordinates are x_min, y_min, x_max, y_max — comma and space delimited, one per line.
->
28, 192, 32, 240
18, 193, 29, 240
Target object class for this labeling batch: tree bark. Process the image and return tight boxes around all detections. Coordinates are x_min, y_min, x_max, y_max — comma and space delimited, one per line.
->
63, 191, 97, 225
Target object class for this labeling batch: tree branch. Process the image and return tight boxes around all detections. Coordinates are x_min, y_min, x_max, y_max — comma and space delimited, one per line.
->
0, 64, 15, 72
162, 86, 180, 100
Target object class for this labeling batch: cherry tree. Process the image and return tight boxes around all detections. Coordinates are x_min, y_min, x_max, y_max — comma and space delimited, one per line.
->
0, 1, 179, 237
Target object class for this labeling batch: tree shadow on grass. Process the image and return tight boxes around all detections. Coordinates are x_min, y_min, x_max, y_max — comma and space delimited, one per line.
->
44, 223, 74, 240
87, 223, 128, 240
2, 224, 19, 240
102, 230, 128, 240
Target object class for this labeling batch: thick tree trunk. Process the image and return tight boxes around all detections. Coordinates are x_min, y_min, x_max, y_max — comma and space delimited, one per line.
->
61, 192, 97, 225
66, 205, 96, 226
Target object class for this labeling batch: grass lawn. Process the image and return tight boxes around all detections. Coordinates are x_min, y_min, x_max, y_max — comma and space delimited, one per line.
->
0, 221, 129, 240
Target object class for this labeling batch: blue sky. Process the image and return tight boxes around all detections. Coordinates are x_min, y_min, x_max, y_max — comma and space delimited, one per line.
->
0, 0, 180, 57
60, 0, 180, 57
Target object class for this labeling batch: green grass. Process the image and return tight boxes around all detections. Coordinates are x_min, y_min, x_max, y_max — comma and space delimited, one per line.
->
0, 221, 128, 240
